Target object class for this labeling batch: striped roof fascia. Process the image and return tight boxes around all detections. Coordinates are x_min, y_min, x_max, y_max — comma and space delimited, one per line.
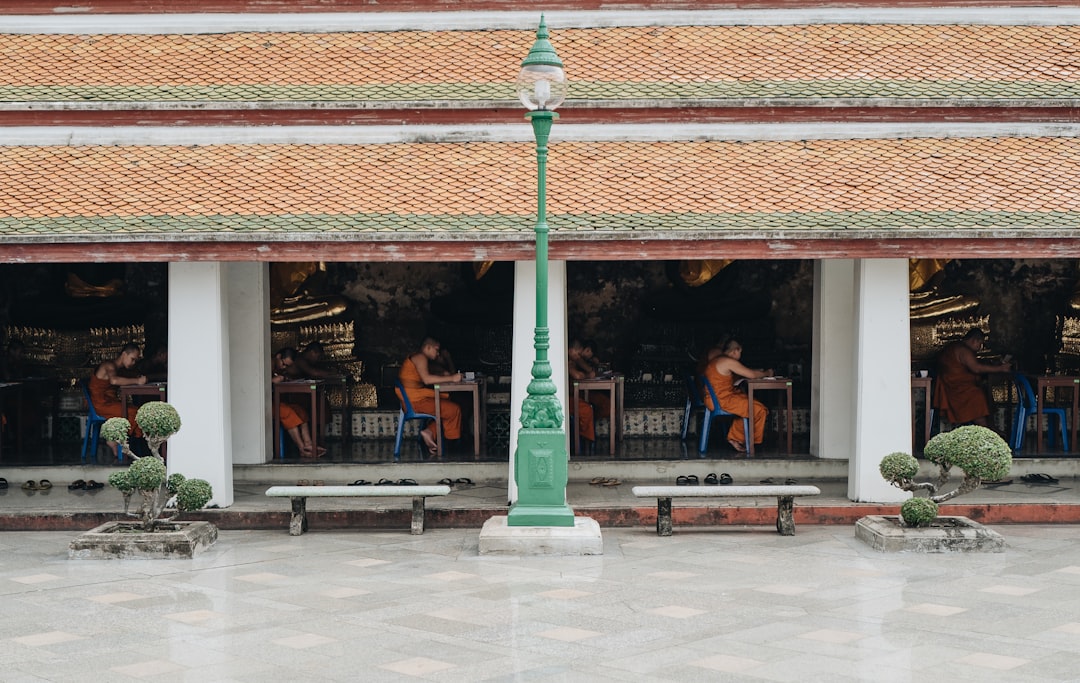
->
2, 12, 1080, 108
2, 123, 1079, 244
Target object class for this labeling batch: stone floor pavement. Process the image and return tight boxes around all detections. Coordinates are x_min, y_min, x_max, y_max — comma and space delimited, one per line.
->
3, 524, 1080, 681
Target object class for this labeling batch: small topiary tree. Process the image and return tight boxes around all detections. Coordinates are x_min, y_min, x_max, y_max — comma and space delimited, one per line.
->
880, 425, 1012, 526
103, 403, 212, 531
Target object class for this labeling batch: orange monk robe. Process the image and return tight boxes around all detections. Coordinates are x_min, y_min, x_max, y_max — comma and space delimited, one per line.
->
396, 357, 462, 441
703, 365, 767, 445
568, 389, 610, 443
278, 401, 308, 430
933, 341, 990, 424
88, 374, 142, 437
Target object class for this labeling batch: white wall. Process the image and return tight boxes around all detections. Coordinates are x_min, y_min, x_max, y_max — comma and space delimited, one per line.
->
811, 259, 855, 459
226, 263, 270, 465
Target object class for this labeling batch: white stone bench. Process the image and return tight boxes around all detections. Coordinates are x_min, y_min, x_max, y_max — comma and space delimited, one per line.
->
265, 485, 451, 536
631, 485, 822, 536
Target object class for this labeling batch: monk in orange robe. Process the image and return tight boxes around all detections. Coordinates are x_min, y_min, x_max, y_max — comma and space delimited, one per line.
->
90, 343, 147, 461
397, 337, 462, 457
272, 347, 323, 458
933, 328, 1011, 427
701, 338, 771, 452
568, 339, 611, 445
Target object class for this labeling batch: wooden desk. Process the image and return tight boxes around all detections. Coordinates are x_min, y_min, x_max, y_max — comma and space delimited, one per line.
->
273, 378, 344, 458
432, 379, 485, 457
572, 375, 624, 456
911, 377, 933, 448
120, 382, 167, 418
1035, 375, 1079, 454
745, 378, 793, 456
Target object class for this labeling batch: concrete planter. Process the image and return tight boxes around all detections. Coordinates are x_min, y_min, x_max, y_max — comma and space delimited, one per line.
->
68, 520, 218, 560
855, 515, 1005, 553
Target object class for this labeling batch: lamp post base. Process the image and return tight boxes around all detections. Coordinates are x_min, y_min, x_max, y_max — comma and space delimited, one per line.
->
478, 515, 603, 556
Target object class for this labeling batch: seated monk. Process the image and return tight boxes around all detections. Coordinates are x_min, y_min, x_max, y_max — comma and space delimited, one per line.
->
397, 336, 462, 457
933, 328, 1011, 428
90, 343, 147, 462
568, 338, 610, 447
702, 337, 772, 452
272, 347, 324, 458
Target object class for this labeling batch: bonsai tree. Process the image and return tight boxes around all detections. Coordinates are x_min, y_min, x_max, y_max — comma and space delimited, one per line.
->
880, 425, 1012, 527
102, 401, 213, 531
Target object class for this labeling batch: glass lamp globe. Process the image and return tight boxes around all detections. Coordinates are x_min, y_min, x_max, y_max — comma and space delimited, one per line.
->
516, 64, 566, 111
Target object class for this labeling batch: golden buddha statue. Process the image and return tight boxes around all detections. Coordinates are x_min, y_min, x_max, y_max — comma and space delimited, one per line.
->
908, 258, 979, 321
678, 259, 734, 287
270, 262, 349, 326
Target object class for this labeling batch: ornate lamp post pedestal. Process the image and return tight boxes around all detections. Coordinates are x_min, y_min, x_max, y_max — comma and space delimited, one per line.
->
478, 17, 602, 554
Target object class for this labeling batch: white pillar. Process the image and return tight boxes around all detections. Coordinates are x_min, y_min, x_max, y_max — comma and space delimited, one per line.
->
849, 258, 911, 503
811, 260, 855, 459
508, 260, 568, 504
166, 262, 233, 507
226, 263, 270, 465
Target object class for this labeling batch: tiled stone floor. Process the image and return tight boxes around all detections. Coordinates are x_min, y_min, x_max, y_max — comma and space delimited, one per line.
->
4, 525, 1080, 681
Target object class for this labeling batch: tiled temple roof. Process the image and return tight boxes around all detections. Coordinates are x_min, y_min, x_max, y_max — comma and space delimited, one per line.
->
1, 135, 1077, 241
1, 24, 1078, 104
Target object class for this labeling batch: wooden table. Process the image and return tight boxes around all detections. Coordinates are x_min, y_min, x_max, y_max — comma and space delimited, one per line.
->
572, 375, 624, 456
911, 376, 933, 449
120, 382, 168, 418
273, 378, 344, 458
1036, 375, 1080, 454
745, 377, 793, 456
432, 379, 485, 457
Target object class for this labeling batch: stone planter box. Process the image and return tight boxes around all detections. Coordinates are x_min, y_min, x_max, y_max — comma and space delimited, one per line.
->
855, 515, 1005, 553
69, 520, 218, 560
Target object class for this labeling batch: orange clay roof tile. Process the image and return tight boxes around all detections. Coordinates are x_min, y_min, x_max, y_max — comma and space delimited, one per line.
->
0, 136, 1078, 237
0, 25, 1078, 103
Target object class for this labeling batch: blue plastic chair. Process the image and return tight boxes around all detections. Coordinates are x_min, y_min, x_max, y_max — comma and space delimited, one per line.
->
681, 374, 705, 441
1012, 373, 1069, 452
698, 374, 751, 456
393, 380, 439, 462
79, 378, 108, 464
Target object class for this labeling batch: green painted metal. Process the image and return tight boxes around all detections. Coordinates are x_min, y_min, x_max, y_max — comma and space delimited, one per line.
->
507, 24, 574, 528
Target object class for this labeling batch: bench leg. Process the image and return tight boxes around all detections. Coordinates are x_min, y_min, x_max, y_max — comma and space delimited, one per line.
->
656, 497, 673, 536
411, 496, 426, 535
289, 497, 308, 536
776, 496, 795, 536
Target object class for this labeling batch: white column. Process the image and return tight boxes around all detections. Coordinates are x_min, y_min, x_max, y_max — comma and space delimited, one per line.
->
166, 262, 233, 507
226, 263, 270, 465
849, 258, 911, 503
811, 260, 855, 459
508, 260, 568, 504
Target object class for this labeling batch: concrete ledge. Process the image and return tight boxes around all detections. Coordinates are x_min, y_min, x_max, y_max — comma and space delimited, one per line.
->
478, 515, 603, 556
856, 514, 1006, 553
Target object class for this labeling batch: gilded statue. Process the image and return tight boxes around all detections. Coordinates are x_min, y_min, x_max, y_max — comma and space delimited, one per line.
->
678, 259, 734, 288
269, 262, 349, 326
909, 259, 979, 321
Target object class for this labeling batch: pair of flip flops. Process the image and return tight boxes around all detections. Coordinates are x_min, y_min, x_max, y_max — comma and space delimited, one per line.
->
676, 475, 699, 486
22, 479, 53, 491
589, 477, 622, 487
67, 480, 103, 491
704, 472, 733, 485
295, 479, 324, 486
376, 478, 417, 486
1021, 473, 1060, 484
437, 478, 475, 487
759, 477, 799, 485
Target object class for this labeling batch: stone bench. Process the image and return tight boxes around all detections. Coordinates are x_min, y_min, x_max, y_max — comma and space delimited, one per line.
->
265, 485, 451, 536
631, 485, 822, 536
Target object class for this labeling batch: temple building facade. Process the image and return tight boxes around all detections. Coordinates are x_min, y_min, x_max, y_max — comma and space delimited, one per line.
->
1, 1, 1079, 507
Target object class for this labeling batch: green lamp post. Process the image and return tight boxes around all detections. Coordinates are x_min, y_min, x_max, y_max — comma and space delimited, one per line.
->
507, 17, 575, 527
